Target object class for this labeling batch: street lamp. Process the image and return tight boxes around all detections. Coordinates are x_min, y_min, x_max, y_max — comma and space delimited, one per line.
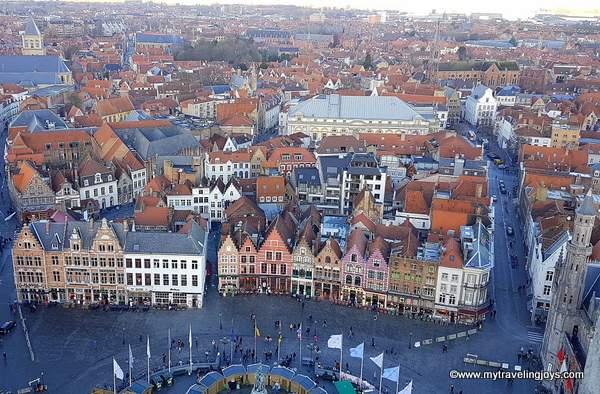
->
409, 332, 413, 349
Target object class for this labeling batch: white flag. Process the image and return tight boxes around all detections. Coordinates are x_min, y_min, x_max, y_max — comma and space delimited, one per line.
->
399, 380, 413, 394
560, 359, 567, 373
327, 334, 343, 349
370, 352, 384, 369
349, 342, 364, 359
297, 324, 302, 340
383, 366, 400, 382
128, 344, 134, 366
146, 336, 151, 358
189, 325, 192, 349
113, 358, 124, 380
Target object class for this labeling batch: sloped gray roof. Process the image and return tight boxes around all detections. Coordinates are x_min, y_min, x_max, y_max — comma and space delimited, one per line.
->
24, 18, 41, 36
0, 56, 70, 86
114, 124, 198, 160
124, 221, 206, 255
577, 190, 597, 217
30, 219, 126, 251
295, 167, 321, 186
470, 84, 491, 100
462, 221, 493, 270
0, 56, 69, 73
289, 94, 424, 121
9, 109, 68, 131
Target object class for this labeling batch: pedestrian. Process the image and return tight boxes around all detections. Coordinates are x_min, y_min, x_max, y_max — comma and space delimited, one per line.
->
2, 352, 5, 361
371, 337, 375, 347
323, 320, 327, 328
450, 384, 454, 394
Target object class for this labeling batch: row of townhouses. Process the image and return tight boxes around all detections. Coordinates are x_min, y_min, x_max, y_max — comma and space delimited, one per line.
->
12, 218, 208, 308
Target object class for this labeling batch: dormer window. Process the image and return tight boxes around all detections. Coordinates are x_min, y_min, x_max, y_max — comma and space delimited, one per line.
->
84, 180, 89, 187
95, 174, 102, 184
108, 175, 112, 181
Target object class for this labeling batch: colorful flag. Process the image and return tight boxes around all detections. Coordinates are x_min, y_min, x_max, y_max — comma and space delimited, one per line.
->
128, 344, 134, 366
327, 334, 343, 349
146, 336, 151, 358
560, 359, 567, 373
383, 366, 400, 382
370, 352, 384, 369
398, 380, 413, 394
255, 322, 260, 337
349, 342, 364, 358
278, 333, 283, 346
113, 358, 124, 380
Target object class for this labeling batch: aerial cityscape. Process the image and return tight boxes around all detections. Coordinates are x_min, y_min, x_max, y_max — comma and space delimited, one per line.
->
0, 1, 599, 393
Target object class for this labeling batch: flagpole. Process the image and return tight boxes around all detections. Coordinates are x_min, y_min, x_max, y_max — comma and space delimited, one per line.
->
299, 323, 302, 367
396, 364, 400, 394
230, 318, 234, 363
147, 336, 150, 385
128, 344, 132, 387
378, 354, 384, 394
168, 328, 171, 373
277, 333, 281, 362
339, 334, 343, 378
254, 319, 257, 363
359, 351, 364, 389
113, 362, 117, 394
189, 324, 193, 375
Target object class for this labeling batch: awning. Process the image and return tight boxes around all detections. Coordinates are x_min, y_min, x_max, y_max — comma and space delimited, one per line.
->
334, 380, 356, 394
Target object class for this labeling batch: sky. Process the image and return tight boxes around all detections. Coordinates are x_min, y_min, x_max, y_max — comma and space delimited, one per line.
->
63, 0, 600, 20
164, 0, 599, 20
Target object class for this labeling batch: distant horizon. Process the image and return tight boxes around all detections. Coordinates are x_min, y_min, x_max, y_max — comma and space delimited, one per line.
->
56, 0, 600, 20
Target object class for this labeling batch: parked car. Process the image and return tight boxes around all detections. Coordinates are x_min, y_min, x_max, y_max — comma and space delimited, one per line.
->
506, 226, 514, 236
0, 320, 16, 334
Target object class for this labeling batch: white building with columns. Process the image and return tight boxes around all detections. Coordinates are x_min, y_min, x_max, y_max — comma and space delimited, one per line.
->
286, 94, 436, 141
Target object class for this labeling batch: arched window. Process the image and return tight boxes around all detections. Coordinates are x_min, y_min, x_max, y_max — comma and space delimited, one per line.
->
345, 275, 352, 284
325, 256, 331, 264
354, 276, 361, 286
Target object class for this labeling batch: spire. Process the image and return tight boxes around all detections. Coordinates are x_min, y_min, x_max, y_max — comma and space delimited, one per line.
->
24, 18, 41, 36
577, 189, 597, 217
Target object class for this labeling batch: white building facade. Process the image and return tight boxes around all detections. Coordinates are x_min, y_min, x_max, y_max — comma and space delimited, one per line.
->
465, 85, 497, 128
123, 222, 207, 308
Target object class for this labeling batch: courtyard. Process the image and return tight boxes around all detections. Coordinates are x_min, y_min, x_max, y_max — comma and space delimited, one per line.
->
0, 293, 536, 394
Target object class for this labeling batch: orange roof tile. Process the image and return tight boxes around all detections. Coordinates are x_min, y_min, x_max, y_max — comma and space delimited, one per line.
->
256, 176, 286, 198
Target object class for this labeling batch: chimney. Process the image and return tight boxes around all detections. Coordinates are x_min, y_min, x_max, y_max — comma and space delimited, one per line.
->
45, 221, 50, 234
476, 183, 483, 198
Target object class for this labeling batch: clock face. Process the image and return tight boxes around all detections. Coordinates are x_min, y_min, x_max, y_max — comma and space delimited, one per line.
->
226, 246, 231, 252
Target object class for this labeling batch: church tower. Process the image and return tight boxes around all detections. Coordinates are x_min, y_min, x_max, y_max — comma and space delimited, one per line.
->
542, 190, 596, 372
22, 18, 45, 56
